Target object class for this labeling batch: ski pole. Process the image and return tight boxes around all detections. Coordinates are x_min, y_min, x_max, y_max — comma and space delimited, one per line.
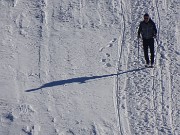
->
155, 38, 158, 46
154, 38, 159, 65
138, 38, 140, 68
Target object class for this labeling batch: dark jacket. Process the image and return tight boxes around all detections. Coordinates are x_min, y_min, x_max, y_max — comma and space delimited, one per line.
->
138, 19, 157, 39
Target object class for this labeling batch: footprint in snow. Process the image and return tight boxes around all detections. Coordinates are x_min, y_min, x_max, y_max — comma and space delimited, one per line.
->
106, 53, 110, 57
107, 38, 117, 48
101, 59, 106, 62
100, 38, 117, 68
99, 38, 117, 52
106, 63, 112, 67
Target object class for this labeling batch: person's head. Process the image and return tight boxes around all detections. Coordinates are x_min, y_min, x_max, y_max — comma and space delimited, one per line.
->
144, 13, 150, 23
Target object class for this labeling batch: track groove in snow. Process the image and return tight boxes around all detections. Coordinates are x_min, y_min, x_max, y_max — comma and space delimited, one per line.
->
115, 0, 179, 134
115, 0, 132, 134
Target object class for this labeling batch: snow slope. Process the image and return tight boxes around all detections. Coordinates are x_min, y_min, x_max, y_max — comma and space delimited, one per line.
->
0, 0, 179, 135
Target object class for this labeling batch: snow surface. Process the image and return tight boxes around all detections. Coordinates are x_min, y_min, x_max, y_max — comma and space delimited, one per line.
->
0, 0, 180, 135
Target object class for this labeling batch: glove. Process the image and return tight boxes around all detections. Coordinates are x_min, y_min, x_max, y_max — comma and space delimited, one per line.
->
154, 34, 157, 38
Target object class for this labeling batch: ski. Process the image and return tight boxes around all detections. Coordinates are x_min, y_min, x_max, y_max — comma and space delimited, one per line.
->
144, 65, 155, 76
145, 65, 155, 68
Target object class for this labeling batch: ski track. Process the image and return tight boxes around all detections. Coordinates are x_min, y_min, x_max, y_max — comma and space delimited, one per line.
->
115, 0, 132, 134
116, 0, 158, 134
115, 0, 180, 135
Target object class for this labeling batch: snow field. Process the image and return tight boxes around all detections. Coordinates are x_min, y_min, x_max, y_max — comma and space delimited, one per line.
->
0, 0, 180, 135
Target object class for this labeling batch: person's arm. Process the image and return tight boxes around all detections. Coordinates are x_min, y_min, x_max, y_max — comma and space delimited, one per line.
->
152, 21, 157, 36
138, 22, 142, 38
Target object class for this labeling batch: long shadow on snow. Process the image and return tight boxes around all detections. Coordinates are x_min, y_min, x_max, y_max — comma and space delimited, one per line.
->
25, 68, 145, 92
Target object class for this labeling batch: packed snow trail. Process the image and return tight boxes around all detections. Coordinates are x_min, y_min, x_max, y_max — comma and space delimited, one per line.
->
115, 0, 180, 135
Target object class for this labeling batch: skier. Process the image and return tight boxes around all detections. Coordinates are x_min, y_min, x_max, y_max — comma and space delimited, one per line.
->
138, 13, 157, 67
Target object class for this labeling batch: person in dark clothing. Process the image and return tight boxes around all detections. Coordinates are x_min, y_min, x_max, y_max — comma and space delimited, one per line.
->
138, 13, 157, 67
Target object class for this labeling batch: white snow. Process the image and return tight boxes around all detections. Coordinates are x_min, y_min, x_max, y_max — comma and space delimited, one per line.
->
0, 0, 180, 135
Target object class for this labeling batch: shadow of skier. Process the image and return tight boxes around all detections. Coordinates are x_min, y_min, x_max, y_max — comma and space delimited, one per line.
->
25, 67, 145, 92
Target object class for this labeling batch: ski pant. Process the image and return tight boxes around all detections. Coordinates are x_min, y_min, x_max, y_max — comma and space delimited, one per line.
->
143, 38, 154, 65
